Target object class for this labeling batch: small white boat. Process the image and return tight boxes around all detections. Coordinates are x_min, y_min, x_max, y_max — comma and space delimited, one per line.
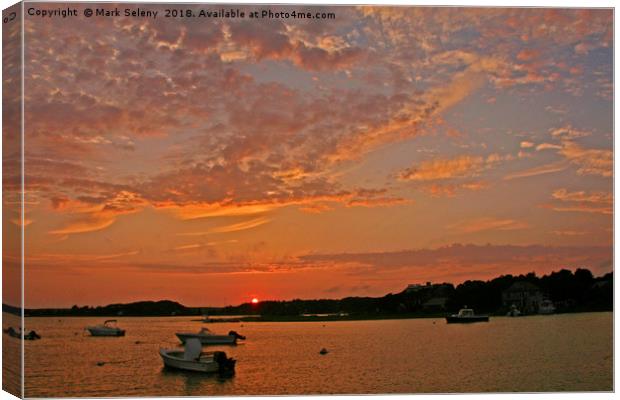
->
160, 338, 236, 374
86, 320, 125, 337
176, 328, 245, 345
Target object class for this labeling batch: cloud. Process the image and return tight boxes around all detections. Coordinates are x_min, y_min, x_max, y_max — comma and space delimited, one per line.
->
26, 250, 140, 263
28, 243, 612, 283
399, 154, 507, 181
299, 203, 335, 214
503, 160, 569, 180
20, 7, 612, 243
544, 105, 567, 115
543, 188, 613, 215
346, 197, 410, 208
551, 188, 612, 204
227, 19, 366, 71
49, 215, 116, 235
552, 230, 587, 236
420, 181, 488, 197
188, 217, 272, 235
559, 141, 612, 177
448, 217, 528, 234
508, 126, 611, 181
299, 243, 612, 280
536, 143, 563, 151
520, 141, 535, 148
48, 191, 145, 235
549, 125, 591, 140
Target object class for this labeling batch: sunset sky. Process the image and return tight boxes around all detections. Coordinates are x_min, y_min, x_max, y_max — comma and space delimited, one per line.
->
4, 5, 612, 308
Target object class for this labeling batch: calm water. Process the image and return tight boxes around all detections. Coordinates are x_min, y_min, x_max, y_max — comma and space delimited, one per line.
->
2, 312, 22, 397
8, 312, 612, 397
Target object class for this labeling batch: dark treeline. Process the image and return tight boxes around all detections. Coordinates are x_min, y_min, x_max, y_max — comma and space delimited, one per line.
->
446, 268, 612, 314
5, 268, 612, 318
219, 268, 612, 317
19, 300, 201, 317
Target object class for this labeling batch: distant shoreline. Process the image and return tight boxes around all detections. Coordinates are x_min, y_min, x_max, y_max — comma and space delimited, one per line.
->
5, 267, 612, 319
5, 310, 613, 322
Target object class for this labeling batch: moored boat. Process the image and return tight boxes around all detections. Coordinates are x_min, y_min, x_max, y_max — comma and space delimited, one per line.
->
160, 338, 236, 374
446, 307, 489, 323
176, 328, 245, 345
3, 327, 41, 340
86, 320, 125, 336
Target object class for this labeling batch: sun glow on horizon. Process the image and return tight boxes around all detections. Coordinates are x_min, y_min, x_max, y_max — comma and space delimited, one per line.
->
251, 298, 259, 304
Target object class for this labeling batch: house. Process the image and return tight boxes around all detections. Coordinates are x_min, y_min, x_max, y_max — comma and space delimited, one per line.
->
501, 281, 544, 314
405, 284, 423, 292
422, 297, 448, 311
405, 282, 432, 293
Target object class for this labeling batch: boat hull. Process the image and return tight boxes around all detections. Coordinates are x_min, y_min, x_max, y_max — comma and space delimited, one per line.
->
87, 327, 126, 336
445, 316, 489, 323
176, 333, 237, 345
159, 349, 220, 373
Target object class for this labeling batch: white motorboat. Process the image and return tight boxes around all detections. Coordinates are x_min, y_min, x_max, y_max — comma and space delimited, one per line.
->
176, 328, 245, 345
86, 320, 125, 336
159, 338, 236, 374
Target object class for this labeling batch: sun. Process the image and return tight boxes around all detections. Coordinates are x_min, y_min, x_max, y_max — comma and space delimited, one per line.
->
251, 298, 259, 304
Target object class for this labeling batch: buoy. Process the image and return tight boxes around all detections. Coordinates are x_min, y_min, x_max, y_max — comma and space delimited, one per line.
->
319, 348, 328, 355
96, 362, 105, 366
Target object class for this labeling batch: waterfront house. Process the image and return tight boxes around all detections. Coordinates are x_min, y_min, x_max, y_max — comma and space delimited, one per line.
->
422, 297, 448, 311
501, 281, 544, 314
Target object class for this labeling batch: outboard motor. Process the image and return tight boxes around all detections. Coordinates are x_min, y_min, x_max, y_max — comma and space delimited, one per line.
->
26, 330, 41, 340
228, 330, 246, 340
214, 351, 236, 376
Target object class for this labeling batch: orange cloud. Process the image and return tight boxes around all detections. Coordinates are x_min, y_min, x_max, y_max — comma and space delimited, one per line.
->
536, 143, 563, 151
227, 20, 365, 71
543, 188, 613, 215
48, 191, 146, 235
26, 250, 141, 263
48, 214, 116, 235
503, 160, 569, 180
552, 230, 587, 236
400, 154, 506, 181
299, 243, 612, 281
520, 141, 535, 148
209, 217, 271, 234
421, 181, 488, 197
298, 203, 335, 214
550, 125, 591, 139
449, 217, 528, 234
559, 141, 612, 177
552, 188, 612, 204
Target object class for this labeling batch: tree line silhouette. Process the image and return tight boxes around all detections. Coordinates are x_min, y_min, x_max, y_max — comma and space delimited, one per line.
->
9, 267, 611, 317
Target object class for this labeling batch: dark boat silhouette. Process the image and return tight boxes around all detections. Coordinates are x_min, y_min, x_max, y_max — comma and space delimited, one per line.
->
446, 307, 489, 323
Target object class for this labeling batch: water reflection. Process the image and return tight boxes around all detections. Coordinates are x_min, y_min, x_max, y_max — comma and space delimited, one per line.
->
160, 366, 236, 395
